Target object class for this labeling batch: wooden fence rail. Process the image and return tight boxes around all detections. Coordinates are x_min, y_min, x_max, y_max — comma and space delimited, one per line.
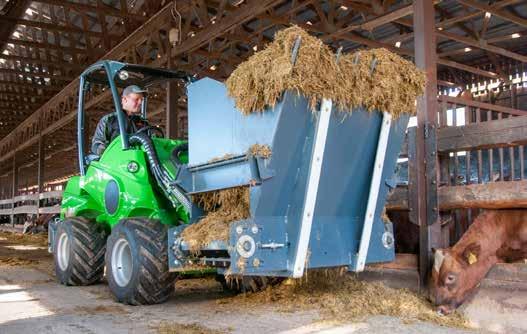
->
0, 190, 62, 217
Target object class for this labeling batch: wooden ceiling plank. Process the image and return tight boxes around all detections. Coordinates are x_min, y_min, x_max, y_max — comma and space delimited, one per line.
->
457, 0, 527, 28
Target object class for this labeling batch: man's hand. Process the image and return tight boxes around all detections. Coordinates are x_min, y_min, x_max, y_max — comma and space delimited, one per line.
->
96, 144, 106, 156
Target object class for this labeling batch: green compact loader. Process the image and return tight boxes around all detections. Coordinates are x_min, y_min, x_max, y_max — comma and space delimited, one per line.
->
50, 61, 191, 305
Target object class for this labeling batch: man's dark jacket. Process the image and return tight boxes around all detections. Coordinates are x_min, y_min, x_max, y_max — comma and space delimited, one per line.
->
91, 112, 146, 155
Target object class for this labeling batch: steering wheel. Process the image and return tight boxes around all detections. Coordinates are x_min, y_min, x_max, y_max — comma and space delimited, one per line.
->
135, 125, 165, 138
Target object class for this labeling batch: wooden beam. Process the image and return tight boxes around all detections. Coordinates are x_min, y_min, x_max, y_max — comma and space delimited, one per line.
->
0, 17, 119, 38
0, 0, 31, 52
437, 114, 527, 152
0, 3, 182, 164
436, 58, 500, 79
413, 0, 441, 288
438, 95, 527, 116
96, 0, 112, 51
323, 24, 502, 79
170, 0, 283, 58
436, 5, 478, 39
0, 68, 71, 81
334, 3, 414, 34
0, 53, 85, 70
382, 0, 520, 45
387, 181, 527, 210
439, 181, 527, 209
1, 38, 90, 54
437, 30, 527, 63
437, 79, 461, 88
32, 0, 146, 22
0, 79, 59, 91
37, 133, 44, 194
457, 0, 527, 28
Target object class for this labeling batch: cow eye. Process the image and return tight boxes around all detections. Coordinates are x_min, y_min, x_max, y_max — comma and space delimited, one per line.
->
445, 274, 456, 284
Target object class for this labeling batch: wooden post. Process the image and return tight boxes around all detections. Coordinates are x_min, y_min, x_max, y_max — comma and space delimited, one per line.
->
37, 133, 45, 218
11, 153, 18, 227
166, 39, 179, 139
166, 82, 179, 139
413, 0, 441, 289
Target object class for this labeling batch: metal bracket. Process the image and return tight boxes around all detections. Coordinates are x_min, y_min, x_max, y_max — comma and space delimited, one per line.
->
292, 98, 333, 278
260, 242, 285, 250
355, 112, 393, 271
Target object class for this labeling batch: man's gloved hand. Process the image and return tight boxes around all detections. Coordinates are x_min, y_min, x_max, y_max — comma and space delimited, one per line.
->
96, 145, 106, 156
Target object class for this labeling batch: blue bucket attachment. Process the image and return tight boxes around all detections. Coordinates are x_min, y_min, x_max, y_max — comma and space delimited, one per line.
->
169, 77, 409, 277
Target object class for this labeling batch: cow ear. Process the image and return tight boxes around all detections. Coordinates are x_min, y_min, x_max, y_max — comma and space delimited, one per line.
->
433, 248, 445, 273
461, 243, 481, 266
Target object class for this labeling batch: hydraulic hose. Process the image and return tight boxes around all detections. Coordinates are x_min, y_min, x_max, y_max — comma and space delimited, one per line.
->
129, 132, 191, 212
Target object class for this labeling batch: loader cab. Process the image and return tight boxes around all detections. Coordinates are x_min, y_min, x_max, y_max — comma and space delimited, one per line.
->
77, 60, 190, 175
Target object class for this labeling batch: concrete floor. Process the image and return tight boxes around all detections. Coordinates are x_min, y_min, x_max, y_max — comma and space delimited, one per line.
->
0, 229, 524, 334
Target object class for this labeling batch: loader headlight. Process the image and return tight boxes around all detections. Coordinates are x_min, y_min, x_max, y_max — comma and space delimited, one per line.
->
118, 70, 129, 80
127, 161, 139, 173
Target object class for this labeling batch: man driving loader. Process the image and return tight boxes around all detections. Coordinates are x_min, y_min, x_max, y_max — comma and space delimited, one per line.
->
91, 85, 148, 156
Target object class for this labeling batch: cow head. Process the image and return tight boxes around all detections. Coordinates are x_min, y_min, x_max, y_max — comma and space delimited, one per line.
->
429, 243, 482, 315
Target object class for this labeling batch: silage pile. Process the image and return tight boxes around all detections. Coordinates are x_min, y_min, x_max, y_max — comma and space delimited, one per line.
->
226, 25, 426, 118
222, 269, 468, 328
181, 187, 250, 252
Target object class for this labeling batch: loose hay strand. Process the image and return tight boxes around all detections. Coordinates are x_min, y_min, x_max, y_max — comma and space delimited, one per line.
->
226, 26, 426, 117
248, 144, 272, 159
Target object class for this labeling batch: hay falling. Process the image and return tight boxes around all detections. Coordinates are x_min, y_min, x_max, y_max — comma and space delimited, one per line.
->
182, 187, 250, 252
224, 269, 468, 328
248, 144, 272, 159
226, 26, 425, 117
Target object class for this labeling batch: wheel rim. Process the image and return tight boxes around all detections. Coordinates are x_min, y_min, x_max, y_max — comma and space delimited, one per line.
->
57, 232, 70, 271
111, 238, 133, 287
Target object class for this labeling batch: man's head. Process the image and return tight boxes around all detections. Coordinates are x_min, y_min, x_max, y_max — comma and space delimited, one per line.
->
121, 85, 146, 115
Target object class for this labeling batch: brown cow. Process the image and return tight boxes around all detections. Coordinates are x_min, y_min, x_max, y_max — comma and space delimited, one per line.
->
429, 209, 527, 315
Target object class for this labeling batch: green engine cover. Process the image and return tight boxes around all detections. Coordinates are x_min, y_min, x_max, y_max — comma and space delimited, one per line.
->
60, 136, 189, 230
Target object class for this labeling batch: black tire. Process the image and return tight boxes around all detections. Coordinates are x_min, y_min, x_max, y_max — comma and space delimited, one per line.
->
216, 275, 283, 293
54, 217, 106, 285
105, 218, 176, 305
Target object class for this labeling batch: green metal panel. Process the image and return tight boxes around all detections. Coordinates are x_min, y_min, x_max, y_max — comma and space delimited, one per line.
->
61, 136, 189, 230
